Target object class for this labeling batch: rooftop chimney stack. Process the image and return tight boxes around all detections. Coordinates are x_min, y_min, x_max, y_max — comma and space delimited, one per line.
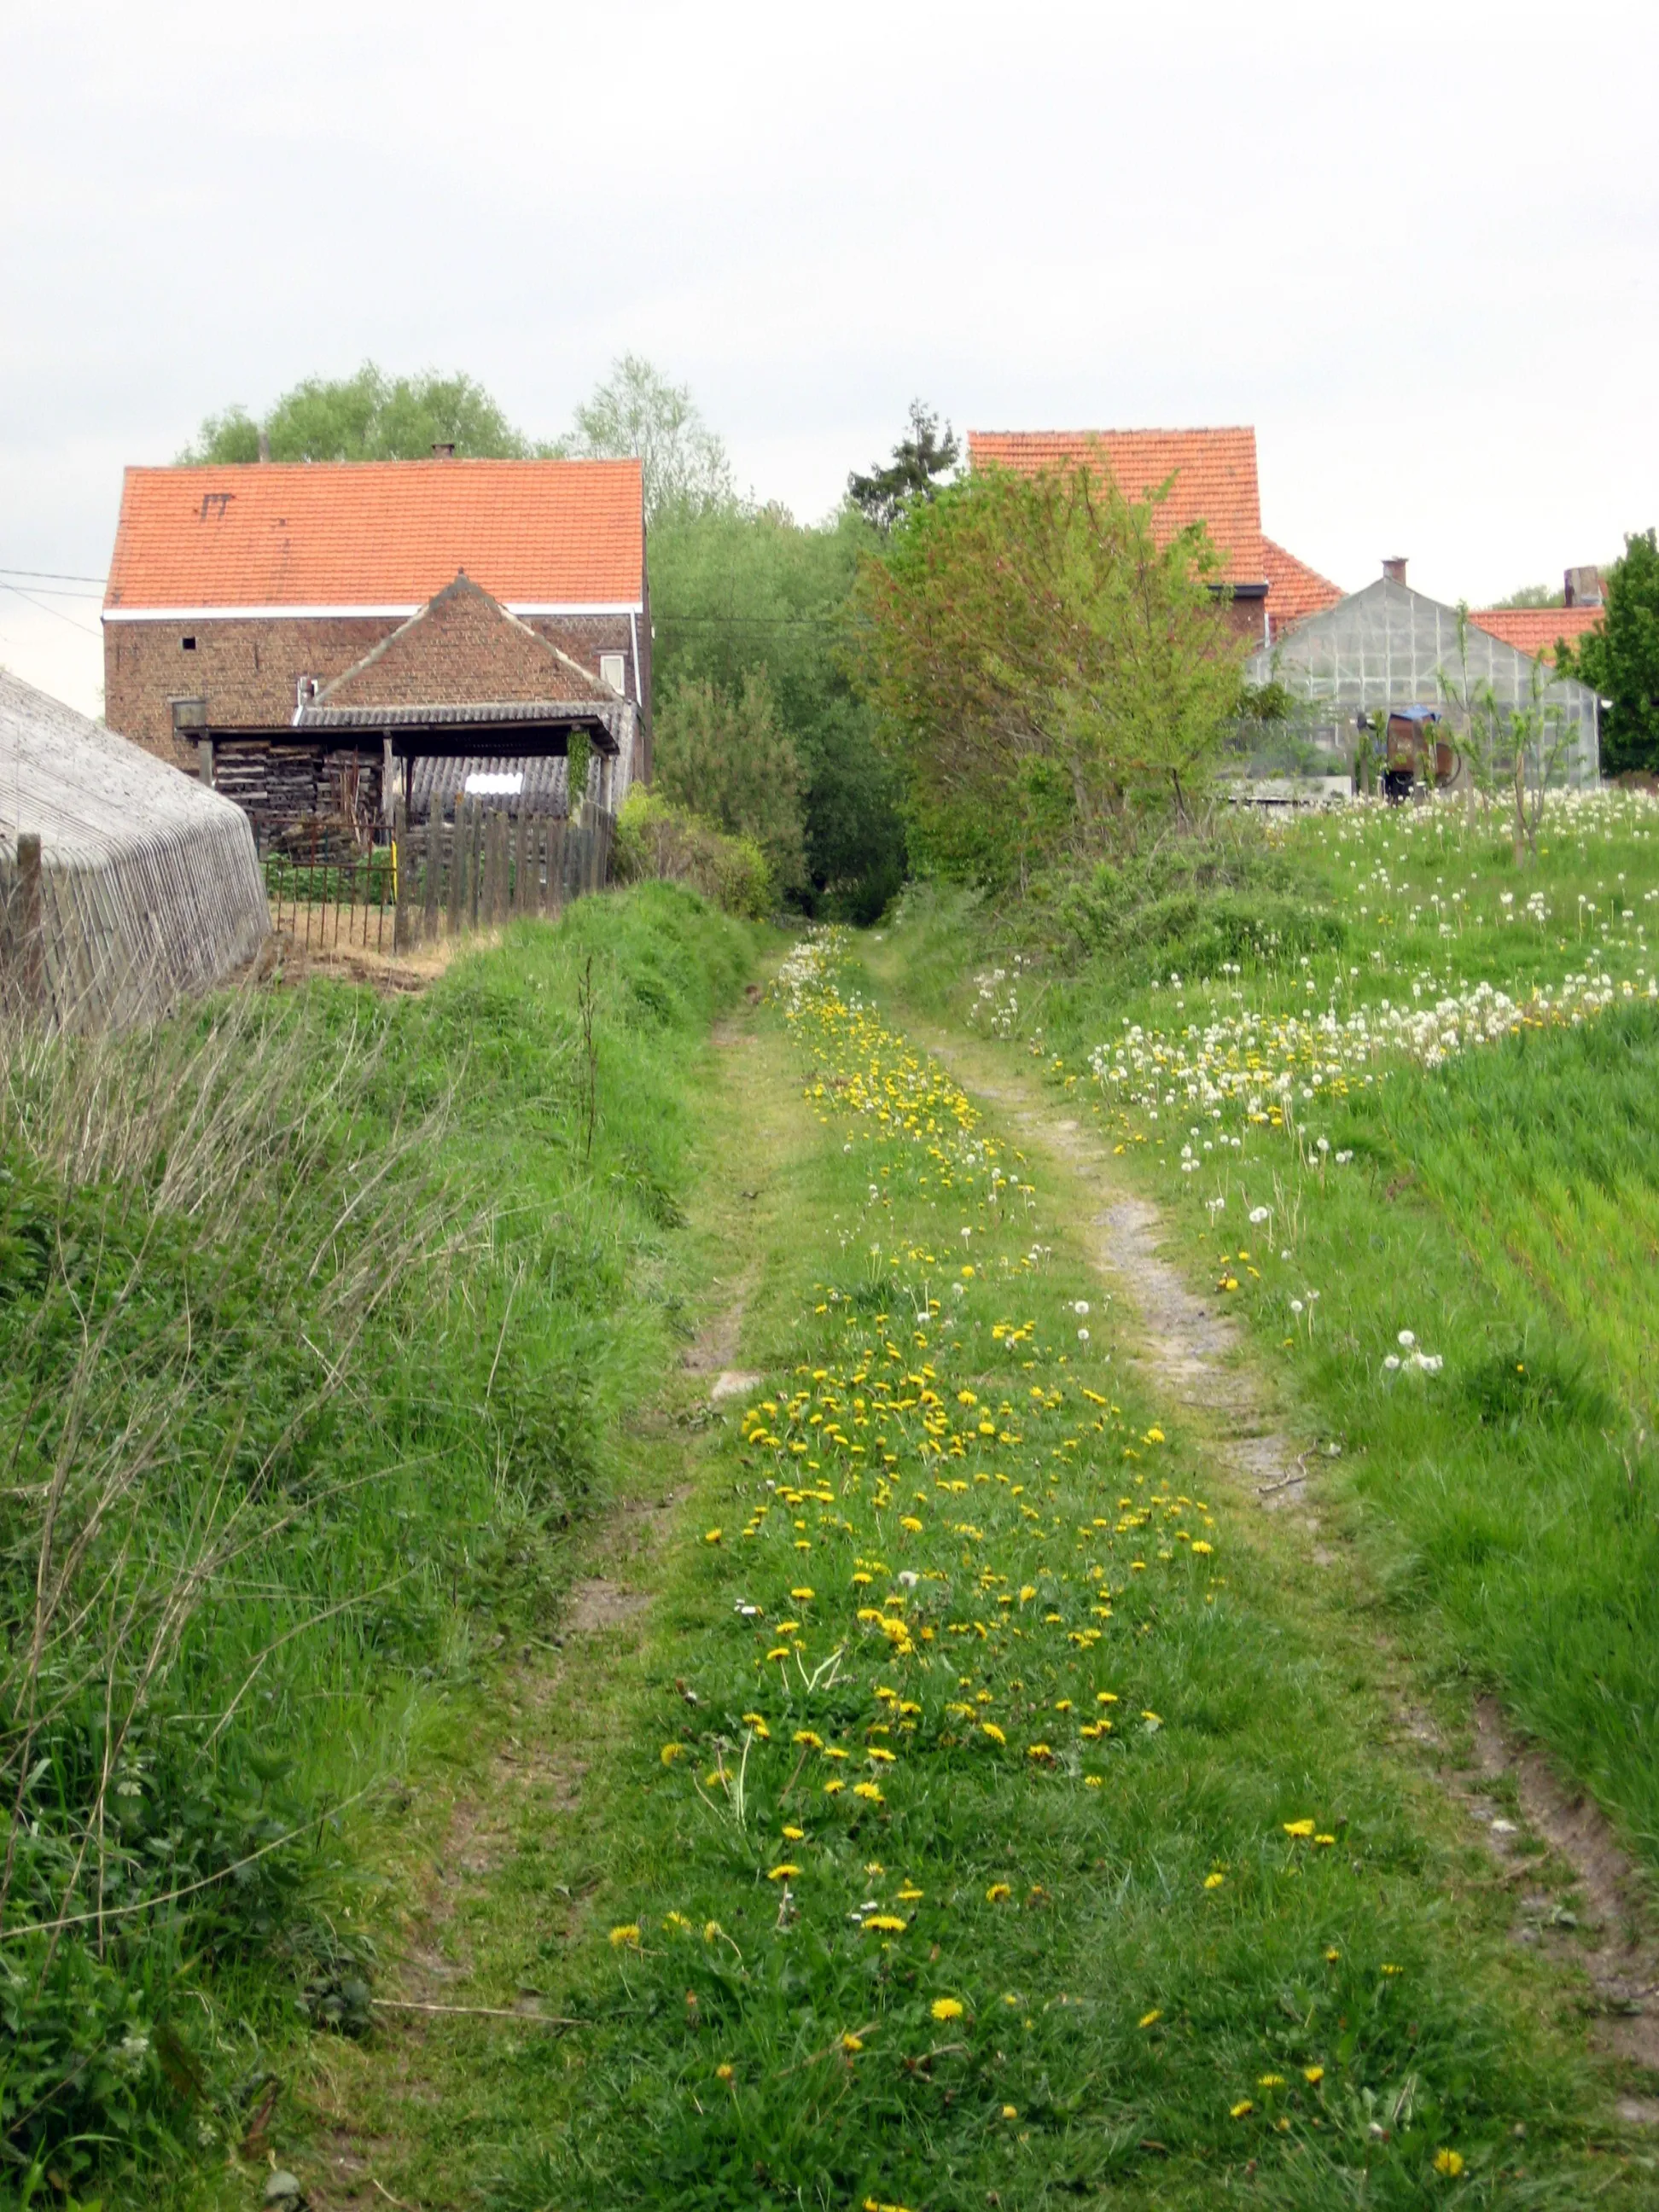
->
432, 440, 456, 460
1564, 565, 1602, 608
1382, 556, 1408, 587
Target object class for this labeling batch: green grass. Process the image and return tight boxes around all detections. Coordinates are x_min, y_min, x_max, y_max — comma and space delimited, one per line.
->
326, 928, 1651, 2209
885, 788, 1659, 1872
0, 883, 754, 2194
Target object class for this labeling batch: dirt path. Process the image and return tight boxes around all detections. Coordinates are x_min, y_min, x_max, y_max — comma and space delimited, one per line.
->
260, 984, 817, 2211
913, 1015, 1659, 2104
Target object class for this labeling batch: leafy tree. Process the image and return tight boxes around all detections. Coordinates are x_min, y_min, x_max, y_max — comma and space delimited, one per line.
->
654, 669, 806, 893
556, 355, 734, 520
1557, 530, 1659, 776
1492, 582, 1565, 608
649, 502, 905, 919
183, 363, 533, 463
853, 457, 1245, 888
847, 401, 959, 533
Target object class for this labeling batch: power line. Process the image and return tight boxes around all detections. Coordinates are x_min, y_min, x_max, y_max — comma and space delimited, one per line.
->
0, 582, 102, 635
0, 574, 108, 592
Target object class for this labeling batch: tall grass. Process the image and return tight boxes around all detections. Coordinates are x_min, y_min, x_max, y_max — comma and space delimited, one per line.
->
0, 882, 752, 2191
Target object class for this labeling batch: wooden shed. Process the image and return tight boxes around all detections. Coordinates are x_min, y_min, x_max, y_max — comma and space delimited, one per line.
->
0, 670, 268, 1032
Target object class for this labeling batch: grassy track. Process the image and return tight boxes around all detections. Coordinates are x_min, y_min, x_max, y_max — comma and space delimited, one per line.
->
885, 793, 1659, 1874
288, 927, 1651, 2209
0, 884, 754, 2197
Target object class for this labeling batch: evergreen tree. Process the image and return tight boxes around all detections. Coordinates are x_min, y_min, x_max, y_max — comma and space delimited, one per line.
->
847, 401, 960, 533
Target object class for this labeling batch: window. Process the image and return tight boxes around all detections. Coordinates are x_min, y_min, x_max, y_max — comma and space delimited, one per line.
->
181, 635, 197, 650
599, 652, 626, 695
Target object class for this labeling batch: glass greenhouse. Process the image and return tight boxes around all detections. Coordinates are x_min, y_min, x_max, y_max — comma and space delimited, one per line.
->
1243, 573, 1600, 789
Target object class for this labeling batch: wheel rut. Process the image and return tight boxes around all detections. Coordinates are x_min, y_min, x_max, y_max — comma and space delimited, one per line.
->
930, 1029, 1659, 2099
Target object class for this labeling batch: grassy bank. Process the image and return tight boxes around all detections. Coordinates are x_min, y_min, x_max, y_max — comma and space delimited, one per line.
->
375, 928, 1648, 2209
0, 883, 753, 2195
885, 789, 1659, 1869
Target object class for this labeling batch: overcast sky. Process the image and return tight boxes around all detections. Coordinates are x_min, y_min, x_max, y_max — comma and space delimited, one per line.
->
3, 0, 1655, 717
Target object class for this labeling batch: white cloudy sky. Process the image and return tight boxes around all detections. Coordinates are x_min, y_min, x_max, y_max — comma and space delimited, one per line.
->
3, 0, 1655, 717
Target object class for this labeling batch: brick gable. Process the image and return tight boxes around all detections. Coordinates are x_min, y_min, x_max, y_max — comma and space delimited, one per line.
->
317, 574, 612, 711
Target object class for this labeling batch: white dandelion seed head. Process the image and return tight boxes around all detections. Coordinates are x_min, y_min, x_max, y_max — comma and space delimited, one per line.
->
1077, 1327, 1090, 1341
1249, 1206, 1270, 1225
1398, 1330, 1416, 1348
1382, 1354, 1401, 1371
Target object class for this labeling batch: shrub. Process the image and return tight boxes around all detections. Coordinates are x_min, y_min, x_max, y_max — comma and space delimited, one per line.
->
613, 788, 774, 917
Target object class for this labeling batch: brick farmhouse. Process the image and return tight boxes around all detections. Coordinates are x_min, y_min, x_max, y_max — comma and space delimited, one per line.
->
102, 457, 649, 840
967, 427, 1342, 647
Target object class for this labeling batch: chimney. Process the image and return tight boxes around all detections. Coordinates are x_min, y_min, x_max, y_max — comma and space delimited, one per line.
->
257, 428, 271, 462
1382, 556, 1408, 587
1564, 564, 1602, 608
432, 440, 457, 460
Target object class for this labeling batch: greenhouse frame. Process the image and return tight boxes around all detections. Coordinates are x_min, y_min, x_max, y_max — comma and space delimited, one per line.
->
1243, 572, 1601, 788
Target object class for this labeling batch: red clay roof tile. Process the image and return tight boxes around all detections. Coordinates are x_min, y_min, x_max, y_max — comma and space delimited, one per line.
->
967, 427, 1266, 586
105, 458, 645, 613
1468, 605, 1604, 663
1261, 535, 1344, 637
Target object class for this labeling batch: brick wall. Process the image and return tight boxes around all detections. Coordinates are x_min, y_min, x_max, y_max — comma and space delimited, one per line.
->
106, 602, 651, 775
105, 615, 399, 766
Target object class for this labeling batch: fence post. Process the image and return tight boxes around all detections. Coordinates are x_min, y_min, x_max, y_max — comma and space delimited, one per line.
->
422, 814, 440, 944
512, 812, 528, 920
393, 799, 410, 953
446, 802, 465, 938
12, 831, 44, 1013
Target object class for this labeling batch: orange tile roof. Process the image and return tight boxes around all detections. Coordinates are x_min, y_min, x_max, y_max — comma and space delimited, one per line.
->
1262, 536, 1344, 637
967, 427, 1266, 586
105, 458, 645, 614
1469, 604, 1604, 663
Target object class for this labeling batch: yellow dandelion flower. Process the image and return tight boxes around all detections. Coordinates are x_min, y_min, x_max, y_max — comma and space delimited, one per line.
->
1303, 2064, 1324, 2084
1085, 1775, 1103, 1789
1433, 2149, 1464, 2176
1026, 1743, 1054, 1761
704, 1528, 723, 1544
930, 1997, 964, 2022
1204, 1871, 1225, 1889
1324, 1947, 1341, 1964
608, 1923, 641, 1947
1231, 2098, 1254, 2118
1258, 2073, 1285, 2087
1283, 1819, 1315, 1837
781, 1824, 805, 1841
862, 1912, 905, 1932
791, 1586, 815, 1601
986, 1882, 1011, 1902
660, 1743, 684, 1765
841, 2032, 864, 2052
1002, 2104, 1018, 2119
767, 1864, 800, 1881
1314, 1833, 1336, 1847
981, 1721, 1006, 1745
716, 2061, 734, 2081
793, 1729, 823, 1748
853, 1781, 884, 1802
1138, 2008, 1161, 2028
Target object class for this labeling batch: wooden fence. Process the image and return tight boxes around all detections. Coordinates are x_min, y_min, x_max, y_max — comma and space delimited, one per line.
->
261, 800, 615, 958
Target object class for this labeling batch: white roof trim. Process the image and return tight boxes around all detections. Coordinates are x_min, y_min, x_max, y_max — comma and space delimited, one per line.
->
103, 599, 644, 623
